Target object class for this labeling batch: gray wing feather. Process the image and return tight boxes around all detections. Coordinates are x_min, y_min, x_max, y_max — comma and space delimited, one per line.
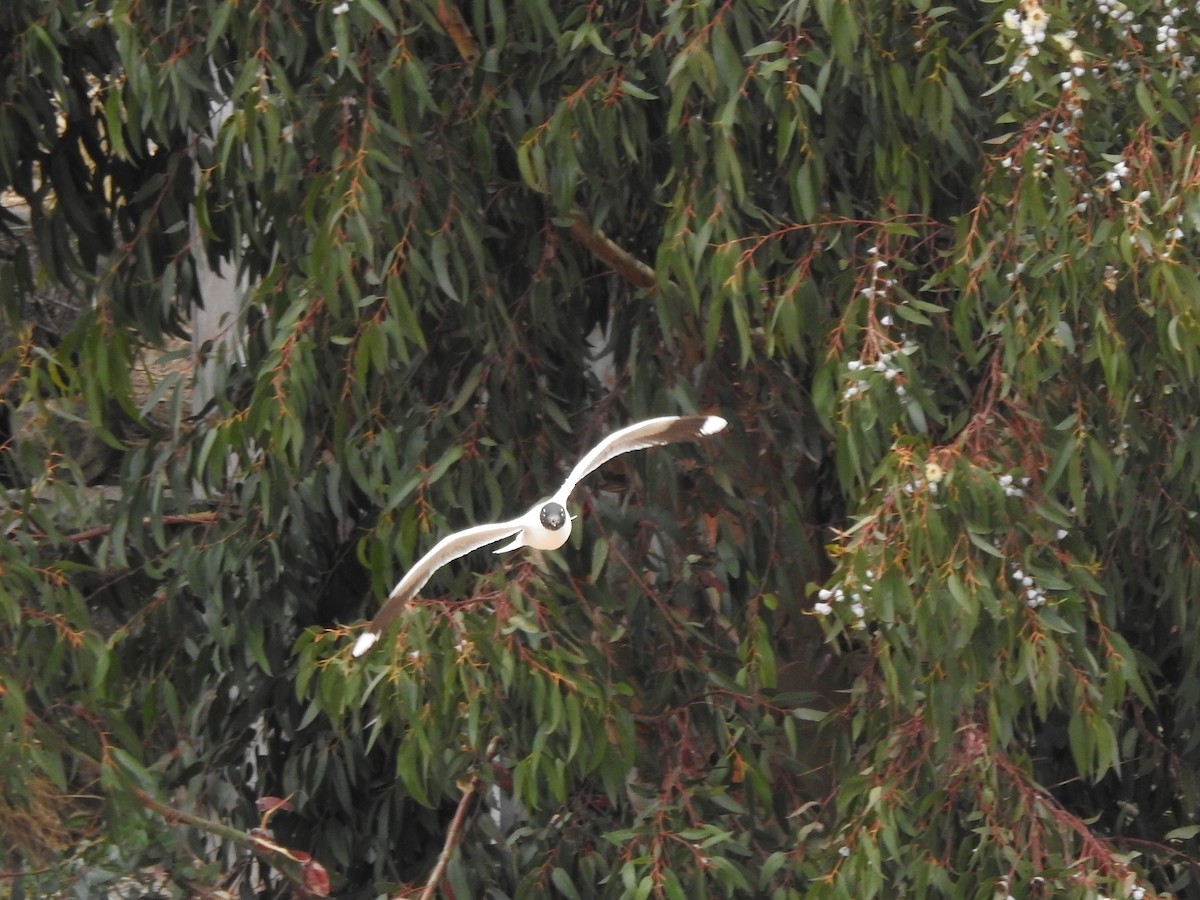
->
353, 519, 522, 656
555, 415, 727, 502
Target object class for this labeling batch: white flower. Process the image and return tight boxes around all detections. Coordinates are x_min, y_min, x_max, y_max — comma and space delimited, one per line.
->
333, 1, 350, 13
813, 602, 833, 616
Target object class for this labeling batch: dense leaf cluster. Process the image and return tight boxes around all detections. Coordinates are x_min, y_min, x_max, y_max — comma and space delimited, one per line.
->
3, 0, 1200, 897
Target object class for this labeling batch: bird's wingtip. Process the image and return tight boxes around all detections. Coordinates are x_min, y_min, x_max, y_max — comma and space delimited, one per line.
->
701, 415, 728, 435
351, 631, 379, 658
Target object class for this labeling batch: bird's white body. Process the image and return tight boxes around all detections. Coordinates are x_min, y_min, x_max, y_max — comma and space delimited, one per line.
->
351, 414, 727, 657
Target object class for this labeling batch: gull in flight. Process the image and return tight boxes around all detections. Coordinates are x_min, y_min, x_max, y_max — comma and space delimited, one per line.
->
352, 415, 728, 657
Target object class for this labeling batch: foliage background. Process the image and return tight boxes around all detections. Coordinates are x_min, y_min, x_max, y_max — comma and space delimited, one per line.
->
3, 0, 1200, 897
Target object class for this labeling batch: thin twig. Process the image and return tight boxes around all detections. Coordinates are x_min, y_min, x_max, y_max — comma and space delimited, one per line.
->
567, 212, 657, 290
413, 736, 501, 900
17, 511, 224, 543
133, 788, 332, 895
436, 0, 480, 64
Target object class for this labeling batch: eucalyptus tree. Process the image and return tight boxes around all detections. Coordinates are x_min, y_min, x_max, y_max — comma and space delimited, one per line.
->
2, 0, 1199, 897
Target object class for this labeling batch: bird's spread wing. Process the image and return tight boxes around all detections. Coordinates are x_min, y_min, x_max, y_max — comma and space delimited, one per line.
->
554, 414, 728, 502
354, 414, 728, 657
352, 519, 523, 657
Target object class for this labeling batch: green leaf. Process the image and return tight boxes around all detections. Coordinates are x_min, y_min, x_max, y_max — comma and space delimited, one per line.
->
357, 0, 397, 34
589, 537, 609, 582
430, 235, 460, 302
551, 868, 582, 900
620, 81, 658, 101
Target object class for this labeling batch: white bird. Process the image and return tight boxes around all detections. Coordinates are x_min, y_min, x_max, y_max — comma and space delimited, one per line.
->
351, 414, 728, 657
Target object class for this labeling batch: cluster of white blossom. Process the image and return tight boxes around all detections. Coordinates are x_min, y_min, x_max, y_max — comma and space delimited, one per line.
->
813, 572, 872, 629
1005, 483, 1075, 609
994, 3, 1141, 209
1001, 0, 1050, 82
843, 345, 915, 402
1104, 159, 1130, 193
1098, 155, 1195, 261
1112, 429, 1131, 457
1054, 36, 1087, 121
998, 472, 1030, 498
1010, 564, 1049, 608
1096, 885, 1149, 900
994, 19, 1093, 201
1155, 3, 1183, 54
1007, 879, 1146, 900
1094, 0, 1139, 36
1099, 0, 1200, 79
995, 22, 1113, 206
859, 246, 890, 293
900, 460, 944, 497
842, 247, 920, 403
814, 463, 947, 628
998, 124, 1075, 185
